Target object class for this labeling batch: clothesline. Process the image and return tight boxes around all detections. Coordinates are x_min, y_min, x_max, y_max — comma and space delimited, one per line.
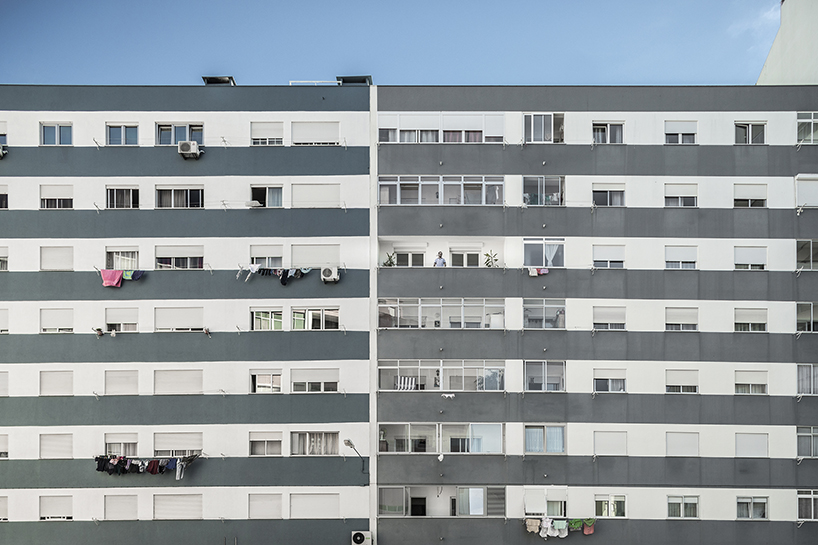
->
100, 269, 146, 288
236, 265, 314, 285
525, 517, 596, 539
94, 454, 198, 480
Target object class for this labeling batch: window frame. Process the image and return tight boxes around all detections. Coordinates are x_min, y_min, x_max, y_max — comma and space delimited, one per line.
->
523, 238, 565, 268
251, 372, 281, 394
105, 440, 137, 457
378, 298, 504, 330
798, 364, 818, 395
594, 495, 626, 518
290, 431, 339, 456
251, 309, 283, 331
106, 187, 139, 209
664, 195, 697, 207
798, 302, 818, 332
523, 424, 566, 454
797, 240, 818, 270
106, 124, 138, 146
798, 490, 818, 520
592, 122, 624, 144
523, 176, 564, 206
592, 189, 625, 207
736, 496, 767, 520
378, 359, 505, 392
250, 186, 283, 208
735, 122, 766, 145
155, 188, 204, 209
156, 124, 203, 146
523, 299, 566, 330
291, 308, 340, 331
594, 378, 626, 393
106, 250, 138, 270
798, 113, 818, 145
155, 256, 203, 270
249, 435, 282, 457
524, 113, 565, 144
378, 175, 504, 206
40, 123, 72, 146
667, 496, 699, 519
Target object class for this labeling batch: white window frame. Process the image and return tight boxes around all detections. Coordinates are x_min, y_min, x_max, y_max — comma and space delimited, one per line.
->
156, 188, 204, 209
106, 124, 138, 146
523, 238, 565, 268
664, 195, 697, 207
105, 440, 137, 457
249, 433, 282, 457
523, 299, 566, 330
735, 122, 766, 145
798, 364, 818, 395
450, 251, 480, 268
524, 113, 565, 144
797, 113, 818, 145
291, 308, 340, 331
667, 496, 699, 519
736, 496, 767, 519
378, 175, 504, 206
734, 309, 767, 332
523, 176, 564, 206
378, 359, 505, 392
523, 424, 565, 454
250, 186, 283, 208
106, 250, 138, 270
592, 122, 623, 144
156, 123, 203, 145
40, 123, 72, 146
524, 361, 566, 392
394, 251, 425, 267
290, 431, 339, 456
106, 187, 139, 209
797, 428, 818, 458
592, 189, 625, 207
251, 309, 283, 331
798, 490, 818, 520
251, 371, 281, 394
595, 495, 626, 518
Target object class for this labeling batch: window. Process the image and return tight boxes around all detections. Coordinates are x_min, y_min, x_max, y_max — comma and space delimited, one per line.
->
40, 185, 73, 209
524, 425, 565, 453
0, 309, 7, 334
665, 246, 697, 269
524, 113, 565, 143
526, 489, 568, 518
523, 238, 564, 268
0, 434, 7, 458
104, 495, 137, 521
0, 184, 7, 209
40, 309, 73, 333
248, 494, 282, 519
595, 495, 626, 517
737, 497, 767, 519
252, 309, 283, 331
39, 496, 72, 521
0, 496, 6, 521
105, 433, 137, 457
441, 424, 504, 453
664, 184, 697, 207
523, 300, 565, 329
457, 487, 505, 517
0, 122, 6, 147
525, 361, 565, 392
249, 244, 283, 268
798, 428, 818, 458
378, 175, 504, 205
291, 122, 339, 146
41, 124, 72, 146
592, 123, 623, 144
40, 370, 72, 396
523, 176, 564, 206
0, 248, 7, 272
593, 307, 626, 330
665, 308, 698, 331
666, 432, 699, 456
594, 369, 626, 392
798, 240, 818, 270
378, 298, 504, 329
665, 370, 698, 393
798, 364, 818, 395
292, 369, 339, 393
734, 308, 767, 332
291, 432, 339, 455
592, 185, 625, 206
40, 434, 73, 459
153, 494, 203, 520
106, 187, 139, 209
397, 129, 439, 143
251, 371, 281, 393
798, 113, 818, 145
593, 246, 625, 269
378, 359, 504, 392
153, 432, 203, 457
735, 433, 768, 457
249, 432, 282, 456
105, 370, 138, 395
735, 370, 767, 394
107, 125, 138, 146
395, 251, 424, 267
450, 250, 479, 267
734, 184, 767, 208
157, 124, 203, 145
156, 188, 203, 209
250, 122, 283, 146
379, 423, 437, 453
664, 121, 697, 144
379, 487, 406, 515
443, 129, 483, 143
668, 496, 699, 518
292, 308, 339, 330
154, 369, 203, 395
154, 307, 204, 332
735, 123, 765, 144
798, 490, 818, 520
250, 187, 282, 208
797, 175, 818, 207
734, 246, 766, 270
106, 248, 138, 270
155, 246, 204, 270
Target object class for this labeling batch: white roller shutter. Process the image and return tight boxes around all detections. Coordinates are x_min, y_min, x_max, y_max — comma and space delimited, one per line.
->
442, 114, 483, 130
546, 487, 568, 502
40, 185, 73, 199
592, 246, 625, 261
40, 309, 73, 330
154, 370, 203, 395
594, 368, 626, 380
291, 183, 341, 208
734, 184, 767, 200
594, 431, 627, 455
0, 185, 7, 195
105, 495, 137, 520
0, 496, 7, 520
523, 487, 547, 515
735, 308, 767, 323
736, 433, 768, 457
249, 431, 282, 441
592, 182, 625, 191
40, 496, 72, 519
153, 432, 203, 451
664, 121, 697, 133
735, 370, 767, 384
734, 247, 766, 265
291, 244, 340, 267
40, 247, 73, 270
0, 247, 7, 258
40, 434, 72, 459
106, 308, 138, 324
155, 245, 203, 258
0, 372, 8, 396
664, 184, 697, 196
291, 369, 340, 383
0, 309, 8, 332
153, 494, 202, 520
665, 246, 697, 261
666, 432, 699, 456
291, 122, 339, 145
105, 433, 137, 444
250, 245, 283, 258
249, 494, 282, 519
39, 371, 72, 396
105, 370, 138, 395
666, 370, 698, 386
290, 493, 340, 519
796, 177, 818, 207
378, 114, 398, 128
666, 308, 698, 324
105, 245, 138, 253
398, 114, 439, 130
484, 114, 504, 137
0, 434, 8, 454
250, 122, 283, 139
0, 121, 6, 133
593, 307, 626, 323
154, 308, 203, 330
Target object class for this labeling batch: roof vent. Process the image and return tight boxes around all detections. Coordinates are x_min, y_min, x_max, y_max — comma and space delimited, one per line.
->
336, 75, 372, 86
202, 76, 236, 86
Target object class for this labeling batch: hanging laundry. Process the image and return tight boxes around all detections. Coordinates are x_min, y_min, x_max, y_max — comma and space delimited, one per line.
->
101, 269, 123, 287
131, 271, 144, 281
122, 270, 134, 280
280, 269, 290, 285
538, 268, 550, 275
553, 519, 568, 538
300, 268, 312, 274
528, 267, 539, 277
166, 458, 177, 470
249, 264, 261, 273
146, 459, 160, 475
273, 269, 283, 278
568, 519, 583, 532
539, 516, 550, 540
525, 518, 541, 533
583, 519, 596, 535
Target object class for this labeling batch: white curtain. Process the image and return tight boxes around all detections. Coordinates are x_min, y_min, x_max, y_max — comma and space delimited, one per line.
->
546, 427, 564, 453
525, 427, 544, 452
544, 244, 558, 267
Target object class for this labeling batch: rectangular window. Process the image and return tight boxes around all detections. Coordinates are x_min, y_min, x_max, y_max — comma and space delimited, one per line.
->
734, 184, 767, 208
525, 113, 565, 143
104, 370, 138, 395
457, 487, 505, 517
250, 244, 283, 268
291, 122, 339, 146
40, 308, 73, 333
394, 251, 425, 267
595, 495, 626, 517
735, 433, 769, 457
250, 122, 283, 146
249, 432, 282, 456
39, 434, 73, 459
250, 187, 283, 208
524, 361, 565, 392
39, 496, 72, 520
798, 240, 818, 270
665, 246, 697, 269
664, 184, 698, 207
0, 122, 6, 147
41, 124, 72, 146
107, 125, 138, 146
593, 245, 625, 269
798, 364, 818, 395
105, 307, 138, 333
666, 432, 699, 456
0, 184, 7, 209
154, 307, 204, 332
156, 188, 203, 209
157, 124, 203, 145
737, 497, 767, 519
592, 123, 623, 144
291, 369, 339, 393
106, 247, 138, 270
153, 432, 203, 457
251, 309, 283, 331
734, 246, 766, 270
664, 121, 697, 145
593, 431, 627, 455
106, 187, 139, 209
378, 298, 504, 330
450, 251, 480, 267
524, 425, 565, 453
153, 494, 203, 520
379, 423, 437, 453
251, 371, 281, 393
105, 433, 137, 457
523, 238, 565, 268
378, 487, 405, 516
378, 359, 504, 392
735, 370, 768, 394
155, 245, 204, 270
594, 369, 626, 392
104, 495, 137, 521
292, 308, 339, 330
0, 434, 8, 458
592, 184, 625, 206
378, 175, 504, 206
734, 308, 767, 332
593, 307, 626, 331
668, 496, 699, 518
39, 370, 72, 396
798, 490, 818, 520
248, 494, 283, 519
798, 113, 818, 145
665, 370, 698, 393
523, 299, 565, 329
154, 369, 203, 395
523, 176, 564, 206
290, 432, 339, 455
735, 123, 765, 144
797, 428, 818, 458
40, 185, 73, 209
441, 424, 503, 454
797, 176, 818, 207
0, 248, 7, 272
665, 308, 698, 331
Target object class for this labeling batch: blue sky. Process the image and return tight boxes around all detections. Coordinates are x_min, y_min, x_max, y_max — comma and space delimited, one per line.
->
0, 0, 782, 86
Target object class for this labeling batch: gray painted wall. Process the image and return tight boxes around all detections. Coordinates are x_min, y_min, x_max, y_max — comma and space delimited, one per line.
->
0, 458, 368, 488
0, 331, 368, 363
0, 270, 368, 301
0, 146, 368, 176
0, 394, 367, 426
378, 206, 818, 239
377, 85, 818, 111
0, 210, 368, 238
377, 392, 818, 426
377, 330, 817, 364
377, 268, 818, 302
377, 143, 818, 177
0, 84, 370, 111
0, 520, 369, 545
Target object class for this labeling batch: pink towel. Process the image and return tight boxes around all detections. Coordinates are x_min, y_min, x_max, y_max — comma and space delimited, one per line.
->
101, 269, 123, 288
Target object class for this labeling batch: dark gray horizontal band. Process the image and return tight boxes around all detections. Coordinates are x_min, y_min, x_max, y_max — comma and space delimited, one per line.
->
377, 392, 818, 426
0, 393, 367, 426
377, 518, 810, 545
0, 331, 369, 363
378, 206, 818, 239
0, 209, 368, 238
378, 85, 818, 112
378, 143, 818, 177
378, 268, 818, 302
0, 520, 369, 545
0, 84, 370, 111
0, 458, 368, 489
0, 146, 368, 176
377, 330, 817, 364
0, 270, 368, 301
378, 455, 815, 489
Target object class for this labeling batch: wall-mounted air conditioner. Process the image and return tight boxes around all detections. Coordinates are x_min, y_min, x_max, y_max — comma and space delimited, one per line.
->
321, 266, 340, 283
351, 531, 371, 545
178, 141, 202, 159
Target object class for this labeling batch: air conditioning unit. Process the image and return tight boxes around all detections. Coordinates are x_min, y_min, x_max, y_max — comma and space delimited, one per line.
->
178, 141, 202, 159
351, 531, 371, 545
321, 266, 340, 283
0, 147, 7, 159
